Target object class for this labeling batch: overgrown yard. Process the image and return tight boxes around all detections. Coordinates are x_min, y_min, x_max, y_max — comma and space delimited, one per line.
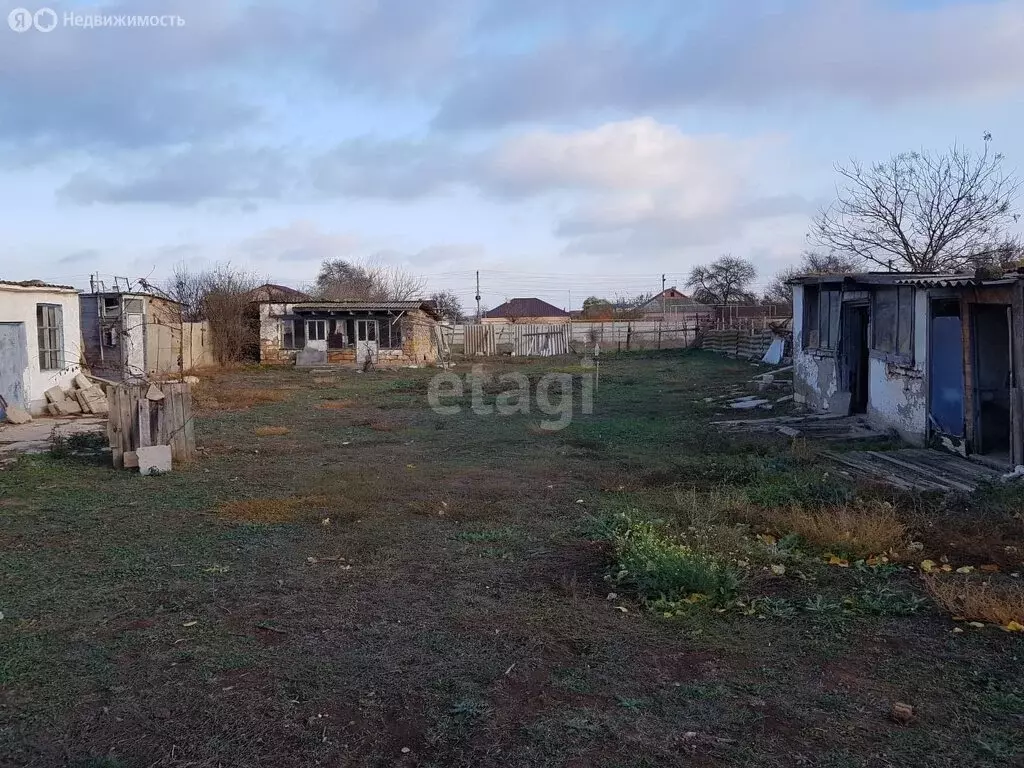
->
2, 351, 1023, 767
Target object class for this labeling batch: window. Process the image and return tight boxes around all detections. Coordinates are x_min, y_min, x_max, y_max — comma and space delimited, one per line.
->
803, 286, 840, 350
307, 319, 326, 342
357, 319, 377, 342
872, 287, 915, 361
327, 319, 347, 350
102, 297, 120, 316
378, 317, 402, 349
37, 304, 64, 370
281, 319, 305, 349
123, 298, 143, 314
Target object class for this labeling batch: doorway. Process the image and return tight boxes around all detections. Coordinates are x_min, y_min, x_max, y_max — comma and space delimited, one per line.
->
356, 319, 379, 365
929, 300, 965, 439
841, 304, 870, 414
0, 322, 29, 417
972, 304, 1012, 457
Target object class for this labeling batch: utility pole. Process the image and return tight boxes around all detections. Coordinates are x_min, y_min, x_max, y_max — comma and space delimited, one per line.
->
475, 271, 481, 322
661, 274, 666, 318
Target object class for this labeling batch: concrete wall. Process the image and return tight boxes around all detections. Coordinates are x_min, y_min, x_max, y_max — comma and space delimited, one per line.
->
482, 316, 569, 325
0, 284, 82, 414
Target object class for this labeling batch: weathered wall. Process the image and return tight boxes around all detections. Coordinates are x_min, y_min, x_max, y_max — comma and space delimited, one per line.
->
258, 302, 297, 364
791, 285, 842, 410
0, 285, 82, 414
147, 320, 214, 373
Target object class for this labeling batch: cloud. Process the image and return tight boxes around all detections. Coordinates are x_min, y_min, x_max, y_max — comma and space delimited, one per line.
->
434, 0, 1024, 129
58, 248, 100, 264
235, 221, 361, 264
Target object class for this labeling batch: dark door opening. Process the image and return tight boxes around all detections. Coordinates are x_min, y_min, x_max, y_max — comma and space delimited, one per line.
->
842, 304, 870, 414
930, 300, 965, 440
972, 304, 1012, 457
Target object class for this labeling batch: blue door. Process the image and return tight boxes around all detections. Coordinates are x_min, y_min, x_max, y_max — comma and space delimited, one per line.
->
929, 304, 964, 437
0, 322, 29, 418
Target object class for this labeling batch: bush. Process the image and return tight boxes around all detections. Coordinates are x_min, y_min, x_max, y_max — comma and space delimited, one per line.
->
612, 519, 741, 605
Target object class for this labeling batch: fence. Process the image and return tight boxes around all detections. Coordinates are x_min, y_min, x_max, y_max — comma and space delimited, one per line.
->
106, 381, 195, 469
451, 321, 700, 356
699, 328, 788, 360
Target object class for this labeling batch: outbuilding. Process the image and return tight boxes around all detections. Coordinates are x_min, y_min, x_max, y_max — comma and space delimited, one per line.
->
0, 279, 82, 417
791, 271, 1024, 467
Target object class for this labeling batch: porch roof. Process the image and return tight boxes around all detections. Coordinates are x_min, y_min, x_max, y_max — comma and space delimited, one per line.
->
290, 300, 440, 319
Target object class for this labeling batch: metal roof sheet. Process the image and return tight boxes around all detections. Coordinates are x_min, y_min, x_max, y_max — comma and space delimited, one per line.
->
0, 279, 78, 292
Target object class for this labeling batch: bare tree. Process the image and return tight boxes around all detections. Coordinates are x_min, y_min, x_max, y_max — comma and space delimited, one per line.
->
429, 290, 465, 322
763, 250, 862, 305
161, 263, 261, 365
316, 259, 426, 301
686, 255, 758, 305
812, 136, 1022, 273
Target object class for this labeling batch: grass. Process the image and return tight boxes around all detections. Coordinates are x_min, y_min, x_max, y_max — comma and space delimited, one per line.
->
926, 576, 1024, 628
2, 352, 1022, 768
253, 426, 291, 436
750, 501, 908, 557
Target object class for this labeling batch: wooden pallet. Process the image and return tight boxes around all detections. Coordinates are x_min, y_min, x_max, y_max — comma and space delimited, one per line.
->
823, 448, 1002, 493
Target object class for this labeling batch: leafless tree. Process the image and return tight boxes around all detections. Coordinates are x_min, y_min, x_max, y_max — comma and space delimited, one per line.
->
812, 136, 1022, 273
429, 290, 464, 322
162, 263, 261, 365
763, 250, 862, 305
315, 259, 426, 301
686, 255, 758, 305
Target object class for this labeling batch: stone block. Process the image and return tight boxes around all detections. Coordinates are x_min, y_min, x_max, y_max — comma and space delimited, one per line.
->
74, 390, 93, 413
51, 398, 83, 416
44, 386, 67, 403
4, 405, 32, 425
137, 445, 172, 475
47, 404, 60, 416
123, 451, 139, 469
74, 373, 92, 390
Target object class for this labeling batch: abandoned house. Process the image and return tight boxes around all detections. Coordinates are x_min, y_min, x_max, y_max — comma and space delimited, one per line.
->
636, 288, 714, 324
0, 279, 82, 417
258, 299, 441, 367
79, 291, 213, 380
791, 272, 1024, 467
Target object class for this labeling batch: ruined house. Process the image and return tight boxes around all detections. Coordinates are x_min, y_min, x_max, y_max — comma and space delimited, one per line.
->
791, 272, 1024, 467
79, 291, 213, 380
257, 299, 441, 367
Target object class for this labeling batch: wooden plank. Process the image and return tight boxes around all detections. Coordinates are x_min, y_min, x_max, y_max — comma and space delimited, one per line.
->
180, 383, 195, 462
108, 387, 123, 469
168, 383, 187, 462
866, 451, 974, 493
119, 386, 134, 463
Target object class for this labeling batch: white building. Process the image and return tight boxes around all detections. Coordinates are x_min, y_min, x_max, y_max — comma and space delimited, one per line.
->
0, 280, 82, 417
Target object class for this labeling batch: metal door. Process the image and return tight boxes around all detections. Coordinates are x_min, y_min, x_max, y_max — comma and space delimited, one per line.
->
0, 322, 29, 416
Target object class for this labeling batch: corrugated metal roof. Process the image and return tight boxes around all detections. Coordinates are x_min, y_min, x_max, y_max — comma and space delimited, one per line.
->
0, 279, 78, 291
788, 272, 951, 286
894, 275, 1019, 288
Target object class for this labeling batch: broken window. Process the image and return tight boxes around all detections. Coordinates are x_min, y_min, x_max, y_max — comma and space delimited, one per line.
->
872, 287, 915, 361
803, 286, 840, 350
102, 297, 121, 317
36, 304, 64, 370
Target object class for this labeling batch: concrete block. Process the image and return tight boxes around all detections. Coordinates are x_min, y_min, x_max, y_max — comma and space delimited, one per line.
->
47, 404, 60, 416
74, 373, 92, 390
44, 386, 67, 404
296, 348, 327, 367
146, 383, 165, 401
74, 390, 93, 414
137, 445, 172, 476
4, 405, 32, 425
123, 451, 139, 469
51, 398, 83, 416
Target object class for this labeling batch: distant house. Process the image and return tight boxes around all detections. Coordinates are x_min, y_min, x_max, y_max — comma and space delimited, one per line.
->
257, 298, 442, 367
791, 270, 1024, 466
636, 288, 714, 324
246, 283, 311, 304
482, 298, 569, 325
0, 279, 82, 416
79, 291, 213, 380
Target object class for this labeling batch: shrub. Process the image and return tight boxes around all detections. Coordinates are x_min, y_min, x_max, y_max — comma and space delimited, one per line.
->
612, 519, 741, 605
926, 577, 1024, 627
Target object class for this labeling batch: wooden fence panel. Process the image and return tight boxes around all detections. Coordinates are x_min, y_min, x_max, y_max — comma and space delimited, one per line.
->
106, 381, 195, 469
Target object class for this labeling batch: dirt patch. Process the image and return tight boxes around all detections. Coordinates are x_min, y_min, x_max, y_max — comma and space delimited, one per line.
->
216, 495, 330, 523
318, 399, 357, 410
195, 386, 287, 411
254, 426, 291, 437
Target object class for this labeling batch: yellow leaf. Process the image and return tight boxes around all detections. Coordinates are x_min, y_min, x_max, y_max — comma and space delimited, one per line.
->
827, 555, 850, 568
941, 564, 953, 572
955, 566, 974, 574
1004, 621, 1024, 632
770, 564, 787, 576
980, 564, 1001, 573
920, 559, 937, 573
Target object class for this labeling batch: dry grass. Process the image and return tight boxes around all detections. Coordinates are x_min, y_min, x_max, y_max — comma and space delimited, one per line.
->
194, 385, 287, 411
757, 501, 907, 557
926, 577, 1024, 626
216, 495, 329, 523
254, 426, 291, 437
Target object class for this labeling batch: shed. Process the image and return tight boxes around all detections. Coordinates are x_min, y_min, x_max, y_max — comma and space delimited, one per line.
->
0, 279, 82, 416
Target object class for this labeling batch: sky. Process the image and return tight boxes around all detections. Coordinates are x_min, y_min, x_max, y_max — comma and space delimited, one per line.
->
1, 0, 1023, 311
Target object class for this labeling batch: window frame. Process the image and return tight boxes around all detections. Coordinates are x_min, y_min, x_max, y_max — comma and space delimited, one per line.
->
36, 303, 64, 371
802, 285, 841, 352
871, 286, 915, 364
